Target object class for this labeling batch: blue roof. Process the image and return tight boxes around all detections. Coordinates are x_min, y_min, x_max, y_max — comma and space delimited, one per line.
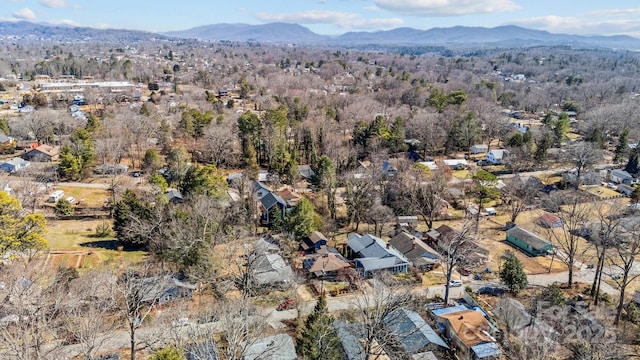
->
431, 305, 468, 317
471, 342, 502, 358
384, 308, 449, 353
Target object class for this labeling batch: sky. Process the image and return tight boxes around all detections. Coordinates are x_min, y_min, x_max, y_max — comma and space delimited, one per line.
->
2, 0, 640, 38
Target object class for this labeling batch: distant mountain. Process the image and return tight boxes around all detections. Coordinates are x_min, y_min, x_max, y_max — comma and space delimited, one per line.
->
0, 21, 168, 43
0, 20, 638, 50
165, 22, 640, 50
164, 22, 326, 44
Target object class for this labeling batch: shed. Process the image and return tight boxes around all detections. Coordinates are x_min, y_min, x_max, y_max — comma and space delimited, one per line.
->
470, 144, 488, 154
617, 184, 634, 197
538, 212, 563, 228
505, 226, 556, 256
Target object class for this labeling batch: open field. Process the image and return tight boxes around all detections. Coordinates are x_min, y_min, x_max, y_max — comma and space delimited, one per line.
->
45, 219, 146, 270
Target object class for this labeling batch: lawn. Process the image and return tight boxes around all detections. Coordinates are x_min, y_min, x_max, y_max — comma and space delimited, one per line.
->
45, 186, 110, 207
583, 186, 622, 200
45, 218, 146, 269
452, 170, 469, 179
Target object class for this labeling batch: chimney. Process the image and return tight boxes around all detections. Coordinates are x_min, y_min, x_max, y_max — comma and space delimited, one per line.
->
458, 315, 464, 320
412, 242, 417, 250
386, 243, 390, 249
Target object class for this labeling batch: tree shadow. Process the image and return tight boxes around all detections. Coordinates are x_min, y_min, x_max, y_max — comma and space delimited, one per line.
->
80, 240, 143, 251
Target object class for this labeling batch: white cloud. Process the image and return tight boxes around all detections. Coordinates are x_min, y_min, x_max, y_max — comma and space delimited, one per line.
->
373, 0, 520, 16
510, 14, 640, 37
38, 0, 72, 8
585, 8, 640, 17
13, 7, 35, 20
256, 10, 403, 30
256, 10, 359, 24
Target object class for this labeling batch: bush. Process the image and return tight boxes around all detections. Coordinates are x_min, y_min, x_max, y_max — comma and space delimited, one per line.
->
94, 221, 113, 237
55, 198, 74, 216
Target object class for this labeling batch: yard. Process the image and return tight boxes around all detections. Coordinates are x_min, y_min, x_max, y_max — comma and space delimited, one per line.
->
45, 218, 146, 270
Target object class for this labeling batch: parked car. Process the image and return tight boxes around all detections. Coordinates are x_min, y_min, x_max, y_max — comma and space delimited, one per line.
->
65, 196, 75, 204
448, 280, 463, 287
276, 298, 296, 311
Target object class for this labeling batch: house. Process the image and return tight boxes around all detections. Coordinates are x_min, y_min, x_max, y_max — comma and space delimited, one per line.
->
397, 216, 419, 227
300, 231, 328, 253
94, 163, 129, 175
218, 88, 228, 97
485, 149, 508, 165
618, 184, 635, 197
253, 237, 280, 255
0, 133, 14, 147
538, 212, 564, 228
505, 225, 556, 256
442, 159, 468, 170
470, 144, 488, 154
436, 309, 501, 360
384, 308, 449, 354
417, 161, 438, 171
0, 157, 29, 173
347, 233, 410, 278
389, 231, 440, 271
165, 189, 184, 203
382, 160, 398, 177
278, 188, 303, 208
298, 164, 315, 180
251, 253, 294, 287
22, 145, 59, 162
333, 320, 367, 360
610, 169, 634, 184
302, 251, 351, 278
243, 334, 297, 360
140, 275, 196, 305
253, 182, 287, 224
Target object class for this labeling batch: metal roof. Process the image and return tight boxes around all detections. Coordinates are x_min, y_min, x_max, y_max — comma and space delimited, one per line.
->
506, 226, 554, 251
471, 342, 502, 358
384, 308, 449, 353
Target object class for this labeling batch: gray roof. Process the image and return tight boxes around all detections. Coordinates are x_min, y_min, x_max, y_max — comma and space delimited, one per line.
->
298, 164, 315, 179
0, 133, 11, 143
259, 192, 286, 211
611, 169, 633, 179
347, 233, 409, 262
253, 237, 280, 254
471, 342, 502, 358
412, 352, 438, 360
333, 320, 366, 360
389, 232, 440, 262
384, 308, 449, 353
506, 226, 553, 251
252, 253, 294, 285
243, 334, 297, 360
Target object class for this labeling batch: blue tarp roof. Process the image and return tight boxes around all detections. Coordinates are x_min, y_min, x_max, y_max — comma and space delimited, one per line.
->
431, 305, 468, 317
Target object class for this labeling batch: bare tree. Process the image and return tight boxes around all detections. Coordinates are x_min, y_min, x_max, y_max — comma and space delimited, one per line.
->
501, 175, 538, 224
587, 202, 623, 305
114, 264, 164, 360
438, 222, 475, 305
351, 276, 413, 359
609, 222, 640, 325
568, 142, 603, 190
407, 169, 448, 230
365, 204, 394, 237
61, 269, 118, 360
541, 192, 593, 287
215, 298, 273, 360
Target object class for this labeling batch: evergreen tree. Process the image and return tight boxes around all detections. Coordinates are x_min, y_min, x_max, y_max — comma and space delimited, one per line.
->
625, 147, 640, 175
614, 128, 630, 164
297, 295, 344, 360
55, 198, 75, 217
113, 190, 151, 248
285, 197, 318, 241
500, 251, 528, 294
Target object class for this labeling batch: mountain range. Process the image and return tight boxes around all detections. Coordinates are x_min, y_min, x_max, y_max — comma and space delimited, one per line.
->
1, 20, 639, 50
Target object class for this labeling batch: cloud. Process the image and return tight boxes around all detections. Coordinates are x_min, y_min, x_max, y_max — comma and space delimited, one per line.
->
38, 0, 73, 8
510, 14, 640, 37
46, 19, 79, 26
585, 8, 640, 17
256, 10, 402, 30
13, 7, 35, 20
256, 10, 359, 24
373, 0, 520, 16
510, 13, 640, 37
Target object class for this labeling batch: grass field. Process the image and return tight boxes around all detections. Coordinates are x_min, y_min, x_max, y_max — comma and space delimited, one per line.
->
45, 219, 146, 270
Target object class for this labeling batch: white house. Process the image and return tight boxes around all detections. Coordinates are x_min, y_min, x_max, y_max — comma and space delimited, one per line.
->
470, 144, 488, 154
417, 161, 438, 171
0, 158, 29, 173
442, 159, 468, 170
486, 149, 508, 165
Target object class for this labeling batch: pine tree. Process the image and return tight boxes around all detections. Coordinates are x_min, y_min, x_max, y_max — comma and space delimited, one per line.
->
500, 251, 528, 294
297, 296, 344, 360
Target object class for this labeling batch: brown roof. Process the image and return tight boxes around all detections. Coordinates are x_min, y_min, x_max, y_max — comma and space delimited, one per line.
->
30, 144, 59, 157
278, 188, 302, 202
389, 232, 440, 262
309, 231, 327, 244
308, 253, 351, 273
439, 310, 493, 347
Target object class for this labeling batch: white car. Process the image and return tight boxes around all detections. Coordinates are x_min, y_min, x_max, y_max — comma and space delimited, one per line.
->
448, 280, 463, 287
65, 196, 76, 204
